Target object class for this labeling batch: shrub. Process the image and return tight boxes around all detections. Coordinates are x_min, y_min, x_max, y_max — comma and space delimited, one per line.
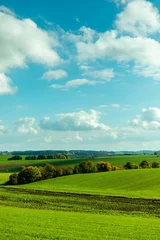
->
124, 162, 139, 170
8, 155, 22, 161
9, 173, 18, 185
97, 161, 113, 172
112, 165, 124, 171
65, 167, 73, 175
25, 156, 37, 160
76, 160, 97, 173
139, 161, 150, 169
152, 162, 160, 168
18, 166, 41, 184
73, 165, 79, 174
42, 164, 59, 179
55, 166, 64, 176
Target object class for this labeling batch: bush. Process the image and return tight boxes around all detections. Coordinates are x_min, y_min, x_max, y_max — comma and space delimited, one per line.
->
18, 166, 41, 184
65, 167, 73, 175
37, 155, 47, 160
73, 165, 79, 174
97, 161, 113, 172
152, 162, 160, 168
124, 162, 139, 170
42, 164, 62, 179
25, 156, 37, 160
139, 161, 150, 169
8, 155, 22, 161
76, 160, 97, 173
9, 173, 18, 185
112, 165, 124, 171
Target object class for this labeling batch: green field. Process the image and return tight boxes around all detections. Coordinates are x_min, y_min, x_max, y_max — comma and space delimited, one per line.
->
1, 205, 160, 240
1, 155, 160, 239
14, 168, 160, 198
0, 154, 159, 172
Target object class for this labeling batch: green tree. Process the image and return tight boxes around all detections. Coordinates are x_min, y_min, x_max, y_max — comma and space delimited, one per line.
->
18, 166, 41, 184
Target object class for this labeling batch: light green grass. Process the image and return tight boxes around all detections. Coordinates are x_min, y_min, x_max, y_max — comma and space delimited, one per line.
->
0, 205, 160, 240
0, 173, 11, 184
19, 168, 160, 198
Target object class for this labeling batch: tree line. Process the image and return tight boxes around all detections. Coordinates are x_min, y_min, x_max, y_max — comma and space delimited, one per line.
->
8, 159, 160, 185
8, 154, 71, 161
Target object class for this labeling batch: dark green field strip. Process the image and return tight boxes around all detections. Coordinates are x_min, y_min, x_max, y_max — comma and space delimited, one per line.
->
1, 187, 160, 217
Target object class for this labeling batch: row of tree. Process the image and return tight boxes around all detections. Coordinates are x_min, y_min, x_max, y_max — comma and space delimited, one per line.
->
8, 154, 71, 161
8, 160, 160, 185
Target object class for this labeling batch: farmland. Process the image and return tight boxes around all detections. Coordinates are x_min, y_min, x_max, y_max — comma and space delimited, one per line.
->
0, 154, 160, 172
1, 154, 160, 239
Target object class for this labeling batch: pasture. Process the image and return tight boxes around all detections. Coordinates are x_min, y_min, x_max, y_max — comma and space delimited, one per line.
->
14, 168, 160, 198
1, 154, 160, 239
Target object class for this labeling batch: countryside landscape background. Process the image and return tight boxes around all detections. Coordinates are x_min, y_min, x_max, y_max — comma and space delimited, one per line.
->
1, 0, 160, 239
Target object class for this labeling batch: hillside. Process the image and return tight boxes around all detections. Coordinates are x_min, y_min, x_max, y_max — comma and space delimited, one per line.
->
18, 168, 160, 198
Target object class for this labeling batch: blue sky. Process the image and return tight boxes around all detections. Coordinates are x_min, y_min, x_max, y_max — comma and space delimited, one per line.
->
1, 0, 160, 151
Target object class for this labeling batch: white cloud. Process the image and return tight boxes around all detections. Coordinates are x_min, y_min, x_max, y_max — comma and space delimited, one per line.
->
42, 69, 67, 81
111, 104, 120, 108
0, 73, 17, 95
16, 104, 27, 109
64, 26, 97, 43
128, 107, 160, 130
76, 30, 160, 79
82, 68, 115, 81
0, 7, 62, 73
51, 78, 97, 89
15, 118, 38, 134
111, 0, 137, 5
115, 0, 160, 36
44, 136, 52, 143
39, 109, 110, 131
76, 132, 83, 141
111, 131, 118, 139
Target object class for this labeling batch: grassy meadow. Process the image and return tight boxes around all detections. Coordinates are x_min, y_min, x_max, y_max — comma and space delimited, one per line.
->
1, 154, 160, 239
16, 168, 160, 198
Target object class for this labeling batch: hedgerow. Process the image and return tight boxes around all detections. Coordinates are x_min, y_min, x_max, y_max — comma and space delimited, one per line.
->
8, 159, 155, 185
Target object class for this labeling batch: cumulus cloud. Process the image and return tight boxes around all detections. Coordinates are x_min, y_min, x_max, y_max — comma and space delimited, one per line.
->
128, 107, 160, 130
0, 73, 17, 95
64, 26, 97, 43
15, 118, 38, 134
0, 6, 61, 73
76, 30, 160, 79
39, 109, 110, 131
42, 69, 67, 81
51, 78, 97, 89
115, 0, 160, 36
111, 0, 137, 5
81, 67, 115, 81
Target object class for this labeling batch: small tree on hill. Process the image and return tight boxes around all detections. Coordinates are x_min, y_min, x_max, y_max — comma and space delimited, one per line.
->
18, 166, 41, 184
152, 162, 160, 168
76, 160, 97, 173
97, 161, 113, 172
124, 162, 139, 170
139, 160, 150, 169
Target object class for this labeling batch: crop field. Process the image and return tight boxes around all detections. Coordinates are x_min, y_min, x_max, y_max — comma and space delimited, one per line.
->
1, 204, 160, 240
1, 155, 160, 239
0, 154, 160, 172
13, 168, 160, 198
